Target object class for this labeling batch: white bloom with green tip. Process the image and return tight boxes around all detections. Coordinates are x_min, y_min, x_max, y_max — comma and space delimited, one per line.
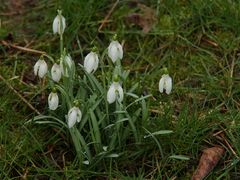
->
53, 11, 66, 35
48, 92, 59, 110
51, 63, 62, 82
84, 51, 99, 73
60, 54, 73, 77
67, 106, 82, 128
107, 82, 124, 104
108, 40, 123, 63
34, 59, 48, 78
159, 74, 172, 94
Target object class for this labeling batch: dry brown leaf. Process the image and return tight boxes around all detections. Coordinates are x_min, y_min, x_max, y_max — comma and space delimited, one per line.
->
192, 146, 225, 180
126, 3, 157, 33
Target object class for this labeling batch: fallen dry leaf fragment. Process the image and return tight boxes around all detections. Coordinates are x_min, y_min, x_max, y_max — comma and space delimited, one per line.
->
192, 146, 225, 180
126, 3, 157, 33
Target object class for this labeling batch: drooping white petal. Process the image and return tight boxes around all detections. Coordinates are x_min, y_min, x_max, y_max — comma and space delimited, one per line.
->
38, 61, 48, 78
83, 160, 90, 165
51, 63, 62, 82
159, 74, 172, 94
93, 54, 99, 72
115, 41, 123, 59
52, 16, 58, 34
103, 146, 108, 151
108, 41, 123, 63
165, 75, 172, 94
67, 107, 81, 128
34, 59, 48, 78
48, 92, 59, 110
115, 82, 124, 103
107, 84, 116, 104
68, 107, 77, 128
34, 60, 41, 76
53, 14, 66, 35
107, 82, 124, 104
76, 108, 82, 122
159, 76, 165, 93
84, 52, 98, 73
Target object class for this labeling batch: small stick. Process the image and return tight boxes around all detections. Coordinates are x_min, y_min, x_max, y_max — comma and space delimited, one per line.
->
98, 0, 119, 32
0, 12, 19, 16
222, 134, 238, 158
1, 40, 46, 55
0, 74, 41, 115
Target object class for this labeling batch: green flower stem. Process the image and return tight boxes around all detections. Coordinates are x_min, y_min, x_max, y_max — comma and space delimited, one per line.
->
60, 34, 63, 55
42, 54, 55, 63
109, 100, 124, 150
70, 127, 83, 165
100, 51, 110, 124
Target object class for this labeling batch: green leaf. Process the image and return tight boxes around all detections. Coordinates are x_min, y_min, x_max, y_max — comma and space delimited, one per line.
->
106, 153, 119, 158
169, 155, 190, 160
144, 130, 173, 138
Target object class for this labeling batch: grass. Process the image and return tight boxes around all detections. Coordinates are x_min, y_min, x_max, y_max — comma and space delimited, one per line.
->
1, 0, 240, 179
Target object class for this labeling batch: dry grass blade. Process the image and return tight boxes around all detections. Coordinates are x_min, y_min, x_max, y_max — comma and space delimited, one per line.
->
98, 0, 119, 32
1, 40, 46, 55
0, 74, 40, 115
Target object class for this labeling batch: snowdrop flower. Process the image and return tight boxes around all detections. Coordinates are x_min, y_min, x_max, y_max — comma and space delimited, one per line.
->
84, 51, 99, 73
34, 58, 48, 78
83, 160, 90, 165
108, 40, 123, 63
107, 81, 124, 104
53, 10, 66, 35
51, 63, 62, 82
60, 54, 73, 77
103, 146, 108, 151
159, 74, 172, 94
48, 92, 59, 110
67, 106, 82, 128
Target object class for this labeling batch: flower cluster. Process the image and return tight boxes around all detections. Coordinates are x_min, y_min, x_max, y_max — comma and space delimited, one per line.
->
82, 36, 124, 104
34, 54, 74, 110
33, 10, 81, 128
33, 10, 173, 130
107, 39, 124, 104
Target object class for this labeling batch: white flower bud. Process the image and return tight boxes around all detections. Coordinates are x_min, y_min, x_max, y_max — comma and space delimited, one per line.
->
51, 63, 62, 82
107, 82, 124, 104
34, 59, 48, 78
84, 52, 99, 73
60, 54, 74, 77
108, 40, 123, 63
159, 74, 172, 94
48, 92, 59, 110
52, 12, 66, 35
67, 106, 82, 128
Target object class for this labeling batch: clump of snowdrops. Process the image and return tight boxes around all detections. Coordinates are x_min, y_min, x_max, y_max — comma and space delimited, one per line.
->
32, 10, 173, 166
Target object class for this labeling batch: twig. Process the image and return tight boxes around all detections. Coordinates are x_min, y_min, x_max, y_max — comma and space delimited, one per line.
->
0, 74, 41, 115
214, 130, 239, 159
98, 0, 119, 32
1, 40, 46, 55
0, 12, 19, 16
222, 134, 239, 158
